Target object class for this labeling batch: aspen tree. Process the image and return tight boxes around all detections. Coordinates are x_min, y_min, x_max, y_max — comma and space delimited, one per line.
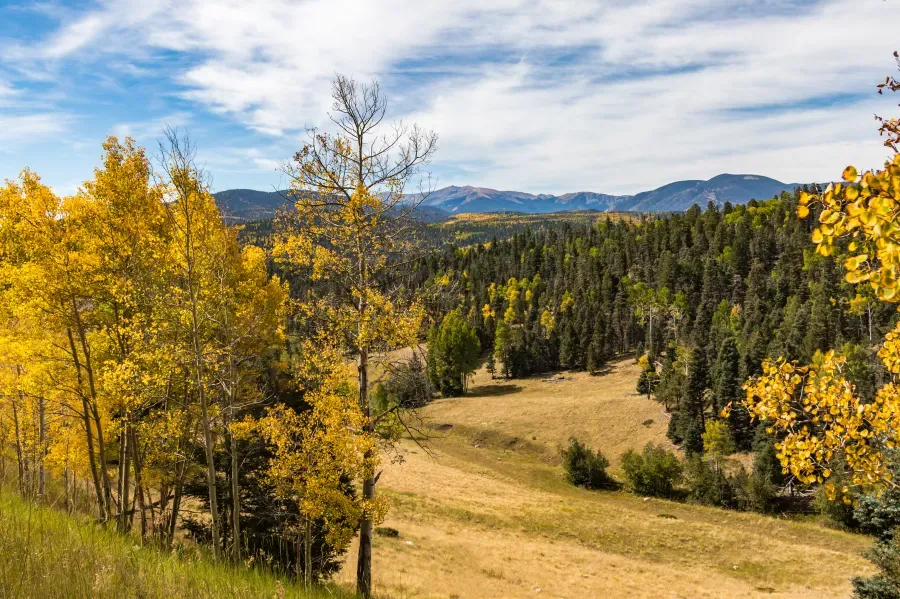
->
277, 75, 436, 597
157, 128, 227, 558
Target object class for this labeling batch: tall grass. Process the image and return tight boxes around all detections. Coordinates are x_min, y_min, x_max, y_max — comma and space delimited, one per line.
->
0, 490, 355, 599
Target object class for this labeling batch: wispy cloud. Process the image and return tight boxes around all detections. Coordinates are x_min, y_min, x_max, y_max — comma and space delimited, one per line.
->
109, 111, 193, 141
1, 0, 899, 193
0, 112, 69, 145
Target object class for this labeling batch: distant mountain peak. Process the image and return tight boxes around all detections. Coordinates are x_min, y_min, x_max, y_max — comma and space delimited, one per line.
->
213, 173, 799, 220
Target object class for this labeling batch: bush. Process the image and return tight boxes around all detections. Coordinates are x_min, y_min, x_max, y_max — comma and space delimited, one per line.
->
854, 474, 900, 540
731, 467, 778, 514
682, 418, 704, 456
684, 456, 735, 508
385, 351, 433, 409
561, 438, 614, 490
621, 443, 683, 499
375, 527, 400, 538
636, 369, 659, 398
852, 532, 900, 599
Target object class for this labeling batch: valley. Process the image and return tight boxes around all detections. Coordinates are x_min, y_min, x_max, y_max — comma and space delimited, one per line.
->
338, 359, 872, 599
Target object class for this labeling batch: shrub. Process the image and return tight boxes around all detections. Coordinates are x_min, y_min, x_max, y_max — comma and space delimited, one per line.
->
752, 428, 787, 486
852, 532, 900, 599
855, 489, 900, 541
813, 462, 900, 537
621, 443, 683, 499
684, 456, 735, 508
682, 418, 704, 456
375, 527, 400, 538
636, 369, 659, 398
561, 438, 614, 490
731, 467, 778, 514
385, 351, 433, 409
853, 464, 900, 540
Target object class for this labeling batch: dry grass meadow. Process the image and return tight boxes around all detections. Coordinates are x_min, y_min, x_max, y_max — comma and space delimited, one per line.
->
338, 358, 873, 598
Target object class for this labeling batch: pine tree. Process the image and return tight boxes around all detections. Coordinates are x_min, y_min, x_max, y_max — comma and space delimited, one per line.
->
586, 315, 607, 373
713, 337, 752, 449
427, 309, 481, 396
679, 347, 709, 454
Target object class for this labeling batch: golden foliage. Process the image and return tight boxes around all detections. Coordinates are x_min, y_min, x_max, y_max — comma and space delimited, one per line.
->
743, 154, 900, 498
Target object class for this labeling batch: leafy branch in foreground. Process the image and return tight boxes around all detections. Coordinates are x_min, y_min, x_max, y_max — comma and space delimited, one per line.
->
738, 154, 900, 501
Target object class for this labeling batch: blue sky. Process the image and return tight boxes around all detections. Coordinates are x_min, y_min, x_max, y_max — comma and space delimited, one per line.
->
1, 0, 899, 196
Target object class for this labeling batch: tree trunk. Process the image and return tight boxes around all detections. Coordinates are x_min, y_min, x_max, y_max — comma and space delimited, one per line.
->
72, 305, 114, 519
11, 402, 24, 497
64, 467, 70, 512
296, 532, 303, 580
189, 284, 221, 558
228, 425, 242, 564
304, 516, 313, 586
117, 427, 131, 532
67, 328, 107, 520
356, 348, 374, 598
168, 469, 185, 548
37, 391, 46, 497
130, 427, 148, 539
868, 303, 873, 344
165, 413, 194, 546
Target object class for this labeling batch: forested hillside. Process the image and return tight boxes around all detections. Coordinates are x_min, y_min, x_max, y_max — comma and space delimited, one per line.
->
415, 192, 897, 453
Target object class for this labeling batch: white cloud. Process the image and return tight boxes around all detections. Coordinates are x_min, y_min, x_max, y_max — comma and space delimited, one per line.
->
109, 112, 193, 141
6, 0, 900, 193
0, 112, 69, 145
42, 13, 107, 59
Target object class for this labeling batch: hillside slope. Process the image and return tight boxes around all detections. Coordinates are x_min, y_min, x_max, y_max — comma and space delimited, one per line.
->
338, 359, 872, 598
213, 188, 291, 221
0, 490, 353, 599
617, 174, 797, 212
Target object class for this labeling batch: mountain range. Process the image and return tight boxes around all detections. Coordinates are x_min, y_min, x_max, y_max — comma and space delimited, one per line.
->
213, 174, 799, 220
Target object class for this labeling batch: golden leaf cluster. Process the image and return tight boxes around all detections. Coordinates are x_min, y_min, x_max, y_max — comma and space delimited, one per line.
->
745, 154, 900, 499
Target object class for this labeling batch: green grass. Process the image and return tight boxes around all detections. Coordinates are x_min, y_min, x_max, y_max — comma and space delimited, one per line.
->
0, 490, 356, 599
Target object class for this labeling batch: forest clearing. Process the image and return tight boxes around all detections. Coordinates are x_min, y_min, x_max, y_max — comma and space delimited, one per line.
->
337, 360, 873, 598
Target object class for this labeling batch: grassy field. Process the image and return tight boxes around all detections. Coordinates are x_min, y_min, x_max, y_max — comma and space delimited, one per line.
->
0, 490, 355, 599
338, 358, 874, 598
